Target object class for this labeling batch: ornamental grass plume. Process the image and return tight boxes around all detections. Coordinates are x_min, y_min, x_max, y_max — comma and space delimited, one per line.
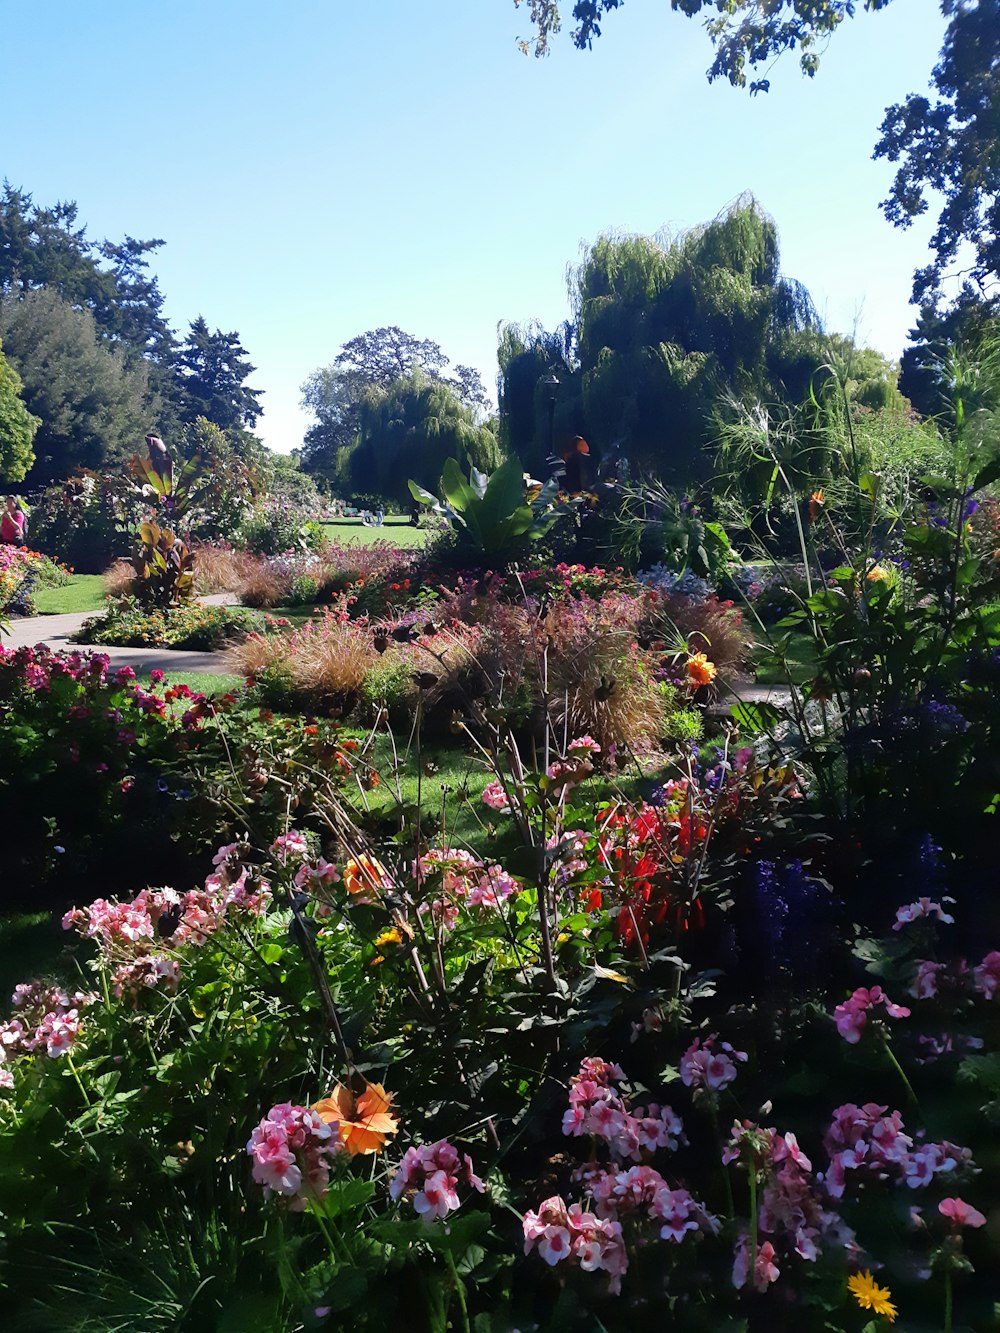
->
312, 1080, 399, 1155
191, 542, 258, 595
102, 557, 134, 597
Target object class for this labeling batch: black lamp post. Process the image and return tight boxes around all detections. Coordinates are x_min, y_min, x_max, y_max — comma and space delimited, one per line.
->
542, 373, 559, 459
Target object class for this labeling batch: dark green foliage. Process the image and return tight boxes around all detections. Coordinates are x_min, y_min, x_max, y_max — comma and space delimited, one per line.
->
571, 198, 821, 481
900, 287, 1000, 421
875, 0, 1000, 301
175, 316, 263, 431
79, 598, 266, 649
301, 329, 490, 484
0, 335, 38, 482
0, 290, 157, 484
349, 372, 501, 504
496, 320, 576, 478
410, 455, 574, 560
516, 0, 893, 85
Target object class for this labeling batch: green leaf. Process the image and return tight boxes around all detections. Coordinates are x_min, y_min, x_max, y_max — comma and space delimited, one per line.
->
439, 457, 478, 515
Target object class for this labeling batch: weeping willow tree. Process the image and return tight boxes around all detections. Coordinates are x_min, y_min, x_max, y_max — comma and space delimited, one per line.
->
346, 371, 502, 503
496, 319, 578, 478
570, 195, 823, 482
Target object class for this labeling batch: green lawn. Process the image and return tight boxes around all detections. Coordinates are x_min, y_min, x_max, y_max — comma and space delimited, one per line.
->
34, 573, 107, 615
321, 518, 428, 549
138, 669, 246, 695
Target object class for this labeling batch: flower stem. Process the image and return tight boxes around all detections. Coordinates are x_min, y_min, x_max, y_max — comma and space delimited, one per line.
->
747, 1161, 758, 1288
65, 1051, 91, 1106
444, 1248, 471, 1333
881, 1034, 920, 1114
944, 1268, 953, 1333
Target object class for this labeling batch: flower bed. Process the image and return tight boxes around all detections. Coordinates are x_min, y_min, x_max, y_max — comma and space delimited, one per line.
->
0, 737, 998, 1330
0, 543, 71, 616
78, 598, 281, 650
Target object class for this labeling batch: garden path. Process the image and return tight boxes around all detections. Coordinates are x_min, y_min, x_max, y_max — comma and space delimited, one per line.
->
1, 593, 236, 675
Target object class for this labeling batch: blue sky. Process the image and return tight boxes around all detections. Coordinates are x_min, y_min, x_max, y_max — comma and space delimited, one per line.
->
5, 0, 946, 451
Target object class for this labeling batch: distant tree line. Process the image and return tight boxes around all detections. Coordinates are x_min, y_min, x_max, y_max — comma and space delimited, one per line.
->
0, 184, 263, 485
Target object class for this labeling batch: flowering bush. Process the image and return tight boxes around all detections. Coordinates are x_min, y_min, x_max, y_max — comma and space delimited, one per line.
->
78, 596, 275, 650
0, 543, 70, 615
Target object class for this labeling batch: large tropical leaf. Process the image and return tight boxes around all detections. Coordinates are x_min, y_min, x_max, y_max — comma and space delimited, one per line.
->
439, 457, 478, 516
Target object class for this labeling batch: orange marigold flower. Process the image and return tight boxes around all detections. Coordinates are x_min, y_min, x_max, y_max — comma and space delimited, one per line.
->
312, 1080, 398, 1155
686, 653, 717, 688
343, 854, 389, 898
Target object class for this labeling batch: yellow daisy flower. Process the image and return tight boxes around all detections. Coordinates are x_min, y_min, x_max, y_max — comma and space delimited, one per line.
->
848, 1270, 897, 1322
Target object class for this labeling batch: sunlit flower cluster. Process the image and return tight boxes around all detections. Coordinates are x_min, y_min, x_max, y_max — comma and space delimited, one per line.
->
0, 981, 93, 1083
522, 1195, 628, 1292
247, 1102, 340, 1209
563, 1057, 686, 1162
389, 1139, 484, 1219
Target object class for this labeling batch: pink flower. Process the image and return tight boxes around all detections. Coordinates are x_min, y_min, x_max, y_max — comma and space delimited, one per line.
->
413, 1169, 460, 1220
909, 959, 945, 999
390, 1139, 484, 1221
247, 1102, 338, 1208
680, 1035, 747, 1094
732, 1236, 780, 1292
973, 950, 1000, 999
481, 781, 510, 812
270, 830, 310, 865
833, 986, 910, 1044
893, 898, 955, 930
537, 1224, 572, 1265
939, 1197, 986, 1229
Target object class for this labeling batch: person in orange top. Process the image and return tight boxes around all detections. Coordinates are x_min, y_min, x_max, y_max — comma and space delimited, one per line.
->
1, 497, 26, 545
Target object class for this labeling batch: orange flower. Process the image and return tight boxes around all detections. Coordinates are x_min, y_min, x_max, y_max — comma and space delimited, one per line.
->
312, 1080, 398, 1155
686, 653, 717, 688
343, 854, 389, 897
809, 489, 825, 522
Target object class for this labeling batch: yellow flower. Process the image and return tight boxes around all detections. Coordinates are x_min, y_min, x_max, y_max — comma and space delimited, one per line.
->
374, 927, 402, 947
866, 564, 889, 582
848, 1270, 897, 1322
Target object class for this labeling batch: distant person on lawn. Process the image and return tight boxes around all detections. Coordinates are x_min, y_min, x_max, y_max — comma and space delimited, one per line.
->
1, 496, 26, 545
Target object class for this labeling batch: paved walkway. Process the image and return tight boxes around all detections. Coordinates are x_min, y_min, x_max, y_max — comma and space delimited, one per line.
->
1, 594, 236, 676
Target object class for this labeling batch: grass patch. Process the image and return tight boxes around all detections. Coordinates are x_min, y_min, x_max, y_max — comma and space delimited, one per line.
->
322, 518, 428, 549
138, 670, 246, 695
33, 574, 107, 615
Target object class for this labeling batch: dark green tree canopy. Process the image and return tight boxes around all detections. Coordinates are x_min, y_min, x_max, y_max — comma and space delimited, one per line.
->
514, 0, 892, 86
347, 371, 502, 503
301, 329, 490, 482
515, 2, 1000, 307
0, 336, 39, 483
0, 183, 171, 361
176, 317, 263, 431
0, 290, 156, 485
569, 199, 821, 478
874, 0, 1000, 302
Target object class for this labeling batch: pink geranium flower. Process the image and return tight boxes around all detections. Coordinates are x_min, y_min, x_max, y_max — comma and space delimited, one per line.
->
939, 1197, 986, 1229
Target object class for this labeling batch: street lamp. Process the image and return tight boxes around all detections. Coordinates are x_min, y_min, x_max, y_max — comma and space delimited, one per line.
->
541, 373, 559, 460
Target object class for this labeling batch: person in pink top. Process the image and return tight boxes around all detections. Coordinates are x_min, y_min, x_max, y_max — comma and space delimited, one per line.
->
1, 496, 26, 545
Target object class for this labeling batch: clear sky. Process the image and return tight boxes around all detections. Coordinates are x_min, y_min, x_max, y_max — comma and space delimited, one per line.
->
4, 0, 946, 452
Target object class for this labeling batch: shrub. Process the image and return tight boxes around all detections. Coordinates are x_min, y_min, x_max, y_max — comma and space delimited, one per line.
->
0, 544, 70, 616
79, 598, 271, 650
102, 556, 134, 598
231, 606, 372, 715
238, 498, 322, 556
